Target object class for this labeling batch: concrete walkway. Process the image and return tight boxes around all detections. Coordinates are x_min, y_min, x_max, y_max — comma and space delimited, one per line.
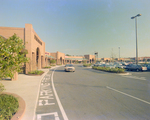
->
0, 67, 56, 120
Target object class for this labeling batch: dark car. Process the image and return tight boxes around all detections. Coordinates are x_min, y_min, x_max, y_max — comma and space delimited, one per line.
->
145, 64, 150, 71
125, 64, 147, 71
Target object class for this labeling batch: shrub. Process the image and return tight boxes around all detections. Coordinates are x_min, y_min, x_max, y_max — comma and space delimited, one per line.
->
50, 60, 56, 64
83, 64, 92, 67
92, 66, 125, 73
28, 70, 44, 75
50, 65, 56, 66
43, 66, 51, 69
0, 94, 19, 120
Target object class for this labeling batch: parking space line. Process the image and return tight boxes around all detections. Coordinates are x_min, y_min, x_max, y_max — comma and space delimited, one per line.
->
106, 86, 150, 105
122, 75, 146, 80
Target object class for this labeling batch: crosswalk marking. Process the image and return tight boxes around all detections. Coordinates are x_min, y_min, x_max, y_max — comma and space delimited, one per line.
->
35, 71, 61, 120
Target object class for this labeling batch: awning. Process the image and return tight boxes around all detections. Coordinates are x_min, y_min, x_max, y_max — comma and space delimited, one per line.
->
45, 55, 55, 59
65, 58, 88, 61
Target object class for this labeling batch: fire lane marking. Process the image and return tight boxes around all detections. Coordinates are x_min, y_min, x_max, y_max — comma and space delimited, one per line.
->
106, 86, 150, 105
51, 69, 69, 120
37, 112, 60, 120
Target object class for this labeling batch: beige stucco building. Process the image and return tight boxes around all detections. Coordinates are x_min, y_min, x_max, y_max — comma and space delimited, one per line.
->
65, 55, 96, 64
45, 51, 65, 66
0, 24, 46, 76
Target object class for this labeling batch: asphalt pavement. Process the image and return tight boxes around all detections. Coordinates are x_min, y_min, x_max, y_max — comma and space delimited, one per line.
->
53, 65, 150, 120
1, 65, 150, 120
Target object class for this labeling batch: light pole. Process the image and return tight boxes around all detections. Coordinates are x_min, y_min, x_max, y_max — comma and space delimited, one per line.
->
118, 47, 120, 61
131, 14, 141, 64
94, 52, 98, 62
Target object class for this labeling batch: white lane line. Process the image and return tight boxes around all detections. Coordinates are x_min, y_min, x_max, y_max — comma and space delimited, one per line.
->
122, 75, 146, 80
51, 69, 69, 120
106, 86, 150, 105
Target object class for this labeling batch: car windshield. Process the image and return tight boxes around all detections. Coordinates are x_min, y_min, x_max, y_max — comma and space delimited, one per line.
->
66, 64, 73, 67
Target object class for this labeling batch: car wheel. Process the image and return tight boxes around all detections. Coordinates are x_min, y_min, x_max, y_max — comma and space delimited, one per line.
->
136, 69, 139, 72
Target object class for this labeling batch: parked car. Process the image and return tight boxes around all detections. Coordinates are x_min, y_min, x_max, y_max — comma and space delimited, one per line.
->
98, 64, 115, 68
115, 64, 126, 69
125, 64, 147, 71
97, 64, 106, 67
64, 64, 75, 72
94, 62, 106, 67
145, 64, 150, 71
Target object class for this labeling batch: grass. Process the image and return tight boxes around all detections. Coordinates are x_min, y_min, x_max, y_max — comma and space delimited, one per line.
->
0, 94, 19, 120
28, 70, 44, 75
92, 66, 125, 73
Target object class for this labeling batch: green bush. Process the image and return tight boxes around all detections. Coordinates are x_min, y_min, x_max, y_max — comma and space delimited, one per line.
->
83, 64, 92, 67
28, 70, 44, 75
50, 65, 56, 66
0, 94, 19, 120
50, 60, 56, 64
43, 66, 51, 69
92, 66, 125, 73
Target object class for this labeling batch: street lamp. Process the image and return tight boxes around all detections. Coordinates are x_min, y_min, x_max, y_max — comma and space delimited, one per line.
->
94, 52, 98, 62
131, 14, 141, 64
118, 47, 120, 61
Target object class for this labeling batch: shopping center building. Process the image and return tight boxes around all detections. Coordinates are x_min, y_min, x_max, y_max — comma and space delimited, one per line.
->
0, 23, 96, 80
0, 24, 46, 76
65, 55, 96, 64
45, 51, 65, 65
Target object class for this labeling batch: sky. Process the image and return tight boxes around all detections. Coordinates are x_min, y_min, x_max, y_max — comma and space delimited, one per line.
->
0, 0, 150, 58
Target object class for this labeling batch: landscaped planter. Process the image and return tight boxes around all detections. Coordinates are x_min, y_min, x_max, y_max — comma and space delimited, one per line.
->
92, 66, 126, 73
27, 70, 44, 76
26, 72, 44, 76
2, 92, 26, 120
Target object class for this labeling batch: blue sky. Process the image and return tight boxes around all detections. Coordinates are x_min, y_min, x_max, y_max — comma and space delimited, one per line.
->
0, 0, 150, 58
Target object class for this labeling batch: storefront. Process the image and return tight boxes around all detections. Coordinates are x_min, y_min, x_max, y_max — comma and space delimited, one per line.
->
0, 24, 46, 75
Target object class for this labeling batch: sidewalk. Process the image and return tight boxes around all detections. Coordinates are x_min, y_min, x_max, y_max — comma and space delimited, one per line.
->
1, 68, 52, 120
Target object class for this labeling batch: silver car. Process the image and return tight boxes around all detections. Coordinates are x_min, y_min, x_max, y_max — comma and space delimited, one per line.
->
65, 64, 75, 72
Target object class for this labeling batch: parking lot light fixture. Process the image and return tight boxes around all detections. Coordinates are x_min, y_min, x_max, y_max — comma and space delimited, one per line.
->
131, 14, 141, 64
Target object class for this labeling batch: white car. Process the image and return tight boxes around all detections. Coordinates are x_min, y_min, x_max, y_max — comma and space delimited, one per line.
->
65, 64, 75, 72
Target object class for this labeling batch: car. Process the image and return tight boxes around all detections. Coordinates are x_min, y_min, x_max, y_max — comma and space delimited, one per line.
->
114, 63, 126, 69
97, 64, 116, 68
125, 64, 147, 71
145, 64, 150, 71
94, 62, 105, 67
64, 64, 75, 72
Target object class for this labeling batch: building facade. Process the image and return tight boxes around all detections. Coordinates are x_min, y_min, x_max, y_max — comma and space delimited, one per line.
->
0, 24, 46, 74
